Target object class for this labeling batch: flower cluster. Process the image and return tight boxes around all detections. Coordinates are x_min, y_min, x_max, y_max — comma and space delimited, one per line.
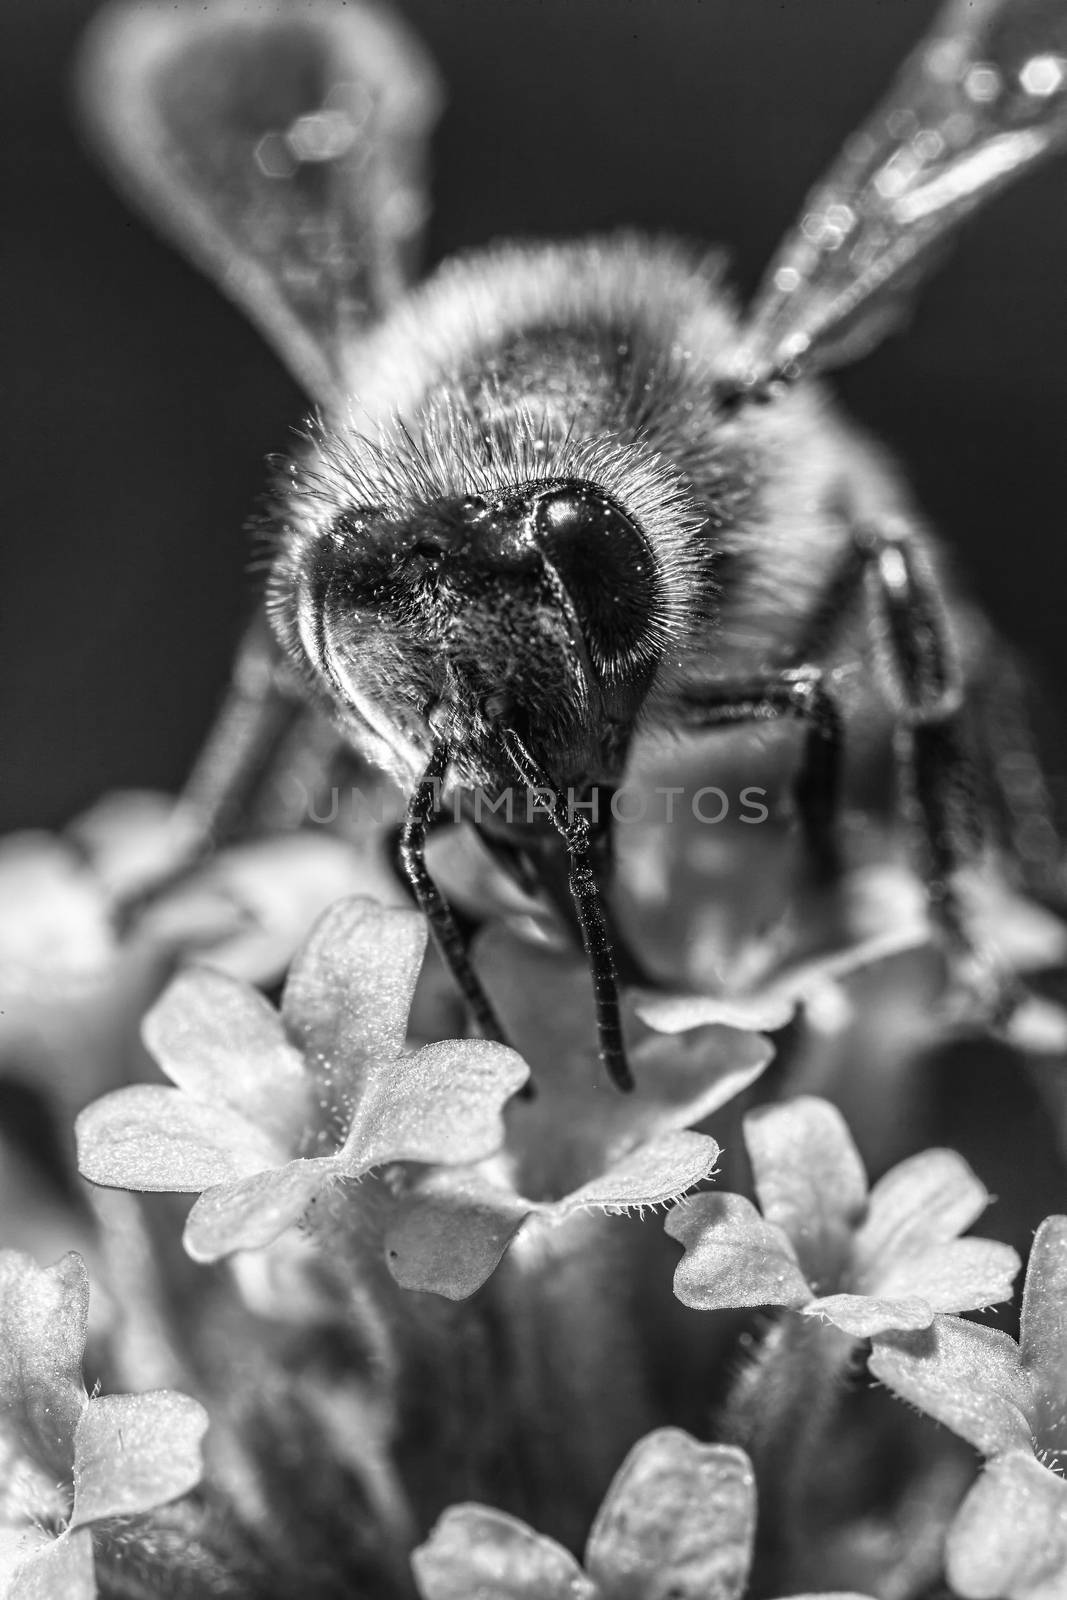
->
2, 786, 1065, 1600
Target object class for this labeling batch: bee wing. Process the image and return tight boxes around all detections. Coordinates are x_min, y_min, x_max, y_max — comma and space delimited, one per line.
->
732, 0, 1067, 388
78, 1, 443, 407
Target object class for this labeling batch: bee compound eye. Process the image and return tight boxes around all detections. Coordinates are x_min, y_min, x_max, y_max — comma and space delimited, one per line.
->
533, 485, 660, 683
538, 485, 613, 537
535, 487, 652, 575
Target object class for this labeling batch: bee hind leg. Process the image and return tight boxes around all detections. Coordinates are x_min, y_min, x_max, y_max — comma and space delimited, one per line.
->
860, 519, 1022, 1025
971, 640, 1067, 910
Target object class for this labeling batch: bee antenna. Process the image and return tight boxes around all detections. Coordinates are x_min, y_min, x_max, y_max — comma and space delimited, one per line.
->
499, 729, 633, 1093
399, 743, 520, 1079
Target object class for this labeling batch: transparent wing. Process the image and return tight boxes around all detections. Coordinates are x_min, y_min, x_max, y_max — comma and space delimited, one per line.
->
733, 0, 1067, 387
78, 0, 443, 407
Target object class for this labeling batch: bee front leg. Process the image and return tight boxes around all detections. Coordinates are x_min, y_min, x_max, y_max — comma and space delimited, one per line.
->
399, 742, 508, 1054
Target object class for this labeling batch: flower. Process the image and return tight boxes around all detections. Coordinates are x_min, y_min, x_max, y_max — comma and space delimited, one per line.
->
76, 896, 528, 1263
0, 793, 385, 1127
870, 1216, 1067, 1600
665, 1096, 1020, 1337
0, 1250, 207, 1599
633, 857, 1067, 1044
0, 826, 149, 1125
411, 1425, 874, 1600
382, 927, 773, 1299
142, 825, 399, 987
633, 861, 934, 1034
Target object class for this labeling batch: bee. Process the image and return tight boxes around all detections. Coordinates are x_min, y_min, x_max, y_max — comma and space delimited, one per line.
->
79, 0, 1067, 1090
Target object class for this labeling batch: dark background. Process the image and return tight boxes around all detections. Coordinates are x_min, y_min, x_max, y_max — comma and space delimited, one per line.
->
3, 0, 1066, 833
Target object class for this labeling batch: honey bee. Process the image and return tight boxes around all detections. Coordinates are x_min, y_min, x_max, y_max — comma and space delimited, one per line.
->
79, 0, 1067, 1089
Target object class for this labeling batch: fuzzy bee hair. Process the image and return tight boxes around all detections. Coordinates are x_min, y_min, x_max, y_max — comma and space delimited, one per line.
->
267, 237, 741, 682
269, 233, 911, 747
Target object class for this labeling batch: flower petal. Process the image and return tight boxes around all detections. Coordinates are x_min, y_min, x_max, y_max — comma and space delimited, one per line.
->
0, 835, 114, 1006
666, 1192, 810, 1312
0, 1528, 50, 1591
412, 1504, 594, 1600
968, 875, 1067, 973
744, 1097, 868, 1293
1020, 1216, 1067, 1405
5, 1528, 95, 1600
1003, 996, 1067, 1056
182, 1157, 342, 1263
76, 1085, 282, 1192
946, 1451, 1067, 1600
70, 1390, 208, 1529
142, 967, 308, 1144
548, 1132, 720, 1220
855, 1149, 992, 1274
627, 1025, 774, 1132
384, 1172, 529, 1301
68, 790, 202, 904
634, 878, 928, 1038
870, 1316, 1035, 1457
476, 928, 777, 1126
0, 1251, 88, 1479
873, 1238, 1021, 1317
585, 1430, 754, 1600
635, 989, 799, 1035
281, 897, 426, 1115
345, 1039, 528, 1172
159, 832, 387, 987
804, 1293, 933, 1338
425, 822, 555, 924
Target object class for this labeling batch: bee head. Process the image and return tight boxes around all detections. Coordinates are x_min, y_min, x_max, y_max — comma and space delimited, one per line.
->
274, 478, 669, 789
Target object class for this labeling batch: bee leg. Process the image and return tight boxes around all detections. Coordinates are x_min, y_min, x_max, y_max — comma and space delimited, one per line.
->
499, 729, 632, 1092
177, 615, 311, 846
675, 671, 844, 880
113, 615, 314, 922
860, 522, 1018, 1022
554, 808, 632, 1091
972, 642, 1067, 907
399, 743, 510, 1053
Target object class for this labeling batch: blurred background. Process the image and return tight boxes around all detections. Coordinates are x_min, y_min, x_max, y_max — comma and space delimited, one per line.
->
2, 0, 1066, 833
